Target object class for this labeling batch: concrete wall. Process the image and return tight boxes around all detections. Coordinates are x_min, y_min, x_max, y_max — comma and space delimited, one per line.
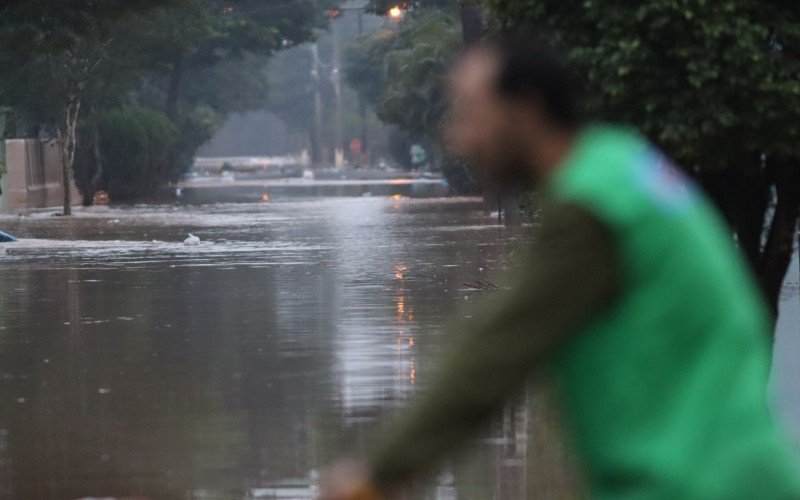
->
0, 139, 80, 212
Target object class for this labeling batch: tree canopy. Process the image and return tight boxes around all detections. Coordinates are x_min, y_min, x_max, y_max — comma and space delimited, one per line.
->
488, 1, 800, 168
0, 0, 333, 205
346, 10, 461, 139
488, 0, 800, 316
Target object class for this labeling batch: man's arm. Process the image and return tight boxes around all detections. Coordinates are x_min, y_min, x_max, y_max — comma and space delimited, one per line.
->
368, 203, 622, 491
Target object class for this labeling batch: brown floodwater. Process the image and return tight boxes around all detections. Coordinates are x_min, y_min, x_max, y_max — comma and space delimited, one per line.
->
0, 196, 796, 499
0, 197, 538, 499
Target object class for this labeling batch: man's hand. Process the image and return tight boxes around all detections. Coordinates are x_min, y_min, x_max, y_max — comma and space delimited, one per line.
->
319, 459, 384, 500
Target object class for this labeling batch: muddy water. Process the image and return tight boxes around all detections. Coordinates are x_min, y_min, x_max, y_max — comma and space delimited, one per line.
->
0, 198, 796, 499
0, 198, 533, 499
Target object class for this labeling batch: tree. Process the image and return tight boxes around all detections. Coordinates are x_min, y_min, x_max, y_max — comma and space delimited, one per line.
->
263, 10, 391, 166
345, 7, 484, 188
265, 45, 324, 161
1, 0, 334, 208
351, 0, 497, 187
345, 11, 459, 154
124, 0, 337, 176
0, 0, 173, 214
94, 108, 178, 200
487, 0, 800, 320
137, 0, 333, 120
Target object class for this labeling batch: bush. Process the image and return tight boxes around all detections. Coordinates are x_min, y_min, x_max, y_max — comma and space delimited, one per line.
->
100, 108, 178, 200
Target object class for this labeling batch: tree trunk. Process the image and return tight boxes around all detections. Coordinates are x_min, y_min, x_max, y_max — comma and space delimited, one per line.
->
79, 118, 103, 207
698, 166, 768, 269
757, 160, 800, 321
90, 119, 103, 191
166, 51, 185, 120
700, 161, 800, 333
59, 92, 82, 216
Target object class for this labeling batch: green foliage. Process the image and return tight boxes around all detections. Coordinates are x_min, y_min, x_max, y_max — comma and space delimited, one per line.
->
345, 8, 479, 189
172, 105, 225, 174
487, 0, 800, 313
132, 0, 332, 71
266, 46, 318, 134
130, 0, 336, 175
0, 0, 332, 203
96, 108, 179, 200
487, 0, 800, 172
345, 10, 462, 139
0, 0, 174, 127
184, 54, 271, 115
0, 0, 178, 213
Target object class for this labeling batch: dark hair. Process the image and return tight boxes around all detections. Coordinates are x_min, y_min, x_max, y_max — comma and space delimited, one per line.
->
485, 34, 583, 128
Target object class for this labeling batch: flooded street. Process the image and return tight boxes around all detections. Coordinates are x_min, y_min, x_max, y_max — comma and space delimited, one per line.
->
0, 197, 535, 499
0, 196, 797, 499
2, 0, 799, 496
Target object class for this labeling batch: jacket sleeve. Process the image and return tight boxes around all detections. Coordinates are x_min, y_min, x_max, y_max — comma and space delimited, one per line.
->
368, 203, 621, 490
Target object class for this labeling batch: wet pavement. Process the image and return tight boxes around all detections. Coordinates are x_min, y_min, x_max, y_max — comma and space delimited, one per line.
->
0, 196, 796, 499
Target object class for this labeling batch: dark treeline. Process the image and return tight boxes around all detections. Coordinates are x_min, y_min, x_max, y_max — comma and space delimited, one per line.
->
0, 0, 334, 208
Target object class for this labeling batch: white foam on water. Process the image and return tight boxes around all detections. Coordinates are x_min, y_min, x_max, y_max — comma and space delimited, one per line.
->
0, 237, 337, 269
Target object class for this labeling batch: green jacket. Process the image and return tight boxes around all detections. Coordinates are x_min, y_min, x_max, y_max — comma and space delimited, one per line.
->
369, 125, 800, 499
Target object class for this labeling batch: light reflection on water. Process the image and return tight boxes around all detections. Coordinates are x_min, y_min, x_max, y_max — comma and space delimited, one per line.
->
0, 197, 532, 499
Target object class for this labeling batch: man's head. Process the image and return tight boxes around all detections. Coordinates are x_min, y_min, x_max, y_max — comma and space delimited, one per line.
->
446, 36, 582, 187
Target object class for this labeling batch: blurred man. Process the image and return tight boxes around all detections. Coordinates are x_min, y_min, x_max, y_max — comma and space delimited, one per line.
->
322, 36, 800, 499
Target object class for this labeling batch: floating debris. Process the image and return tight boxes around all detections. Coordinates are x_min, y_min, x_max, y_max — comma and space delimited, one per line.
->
93, 190, 110, 205
183, 233, 201, 246
462, 280, 499, 291
0, 230, 17, 242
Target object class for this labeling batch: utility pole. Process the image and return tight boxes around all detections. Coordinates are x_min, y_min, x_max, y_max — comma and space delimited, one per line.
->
332, 20, 344, 167
336, 3, 375, 167
310, 43, 324, 167
357, 9, 369, 166
322, 2, 393, 167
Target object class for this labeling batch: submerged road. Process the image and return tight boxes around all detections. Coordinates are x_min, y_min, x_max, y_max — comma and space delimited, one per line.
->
0, 197, 530, 498
172, 177, 451, 204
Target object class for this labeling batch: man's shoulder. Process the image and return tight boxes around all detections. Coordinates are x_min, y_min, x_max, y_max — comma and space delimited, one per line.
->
550, 125, 699, 227
550, 125, 645, 194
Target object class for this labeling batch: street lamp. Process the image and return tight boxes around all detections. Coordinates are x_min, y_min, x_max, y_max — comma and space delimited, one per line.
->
388, 5, 404, 20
